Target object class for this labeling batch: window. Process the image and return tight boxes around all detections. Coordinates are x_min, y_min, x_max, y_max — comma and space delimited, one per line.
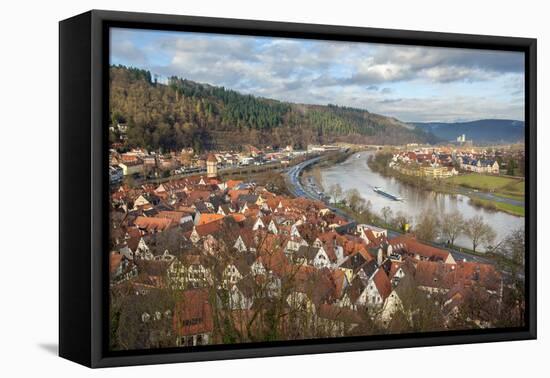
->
182, 318, 202, 326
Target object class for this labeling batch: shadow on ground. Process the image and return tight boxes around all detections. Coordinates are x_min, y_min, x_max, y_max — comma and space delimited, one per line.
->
38, 343, 58, 356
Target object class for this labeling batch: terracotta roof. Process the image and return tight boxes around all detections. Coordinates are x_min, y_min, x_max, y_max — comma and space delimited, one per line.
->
156, 211, 191, 223
390, 235, 450, 262
372, 268, 392, 300
126, 236, 141, 252
197, 213, 225, 225
455, 261, 501, 291
346, 276, 366, 303
228, 189, 250, 203
413, 260, 456, 289
229, 213, 246, 223
187, 190, 212, 202
317, 303, 362, 324
291, 269, 334, 306
363, 229, 385, 247
388, 261, 403, 280
296, 245, 322, 261
225, 180, 243, 190
173, 289, 214, 336
110, 252, 123, 274
193, 220, 224, 237
134, 216, 173, 232
328, 269, 347, 299
126, 227, 142, 239
206, 153, 217, 163
236, 229, 256, 248
258, 236, 289, 277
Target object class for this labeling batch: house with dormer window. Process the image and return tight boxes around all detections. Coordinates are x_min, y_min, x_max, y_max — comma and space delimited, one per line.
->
356, 268, 392, 308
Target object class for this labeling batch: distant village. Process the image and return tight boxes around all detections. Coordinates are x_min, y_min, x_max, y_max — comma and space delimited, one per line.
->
389, 143, 524, 178
109, 155, 504, 350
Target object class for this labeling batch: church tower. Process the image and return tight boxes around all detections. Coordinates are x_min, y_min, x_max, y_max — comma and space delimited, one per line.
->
206, 153, 218, 178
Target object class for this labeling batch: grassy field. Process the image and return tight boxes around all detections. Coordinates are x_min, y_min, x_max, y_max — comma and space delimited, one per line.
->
507, 180, 525, 194
447, 173, 523, 191
469, 197, 525, 217
445, 173, 525, 202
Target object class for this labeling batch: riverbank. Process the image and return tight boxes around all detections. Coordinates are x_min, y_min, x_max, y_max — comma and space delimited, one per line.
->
332, 198, 520, 271
301, 148, 358, 192
320, 151, 524, 250
367, 152, 525, 217
468, 197, 525, 217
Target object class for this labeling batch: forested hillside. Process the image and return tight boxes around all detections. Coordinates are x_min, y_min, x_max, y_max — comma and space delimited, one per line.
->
109, 65, 436, 152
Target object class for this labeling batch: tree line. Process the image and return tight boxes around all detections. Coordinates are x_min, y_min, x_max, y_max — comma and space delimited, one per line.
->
109, 65, 434, 153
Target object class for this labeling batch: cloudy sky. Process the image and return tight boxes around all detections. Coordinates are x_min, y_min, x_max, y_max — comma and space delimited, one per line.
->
110, 28, 525, 123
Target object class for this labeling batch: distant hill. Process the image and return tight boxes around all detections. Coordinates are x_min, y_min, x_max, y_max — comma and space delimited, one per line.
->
411, 119, 525, 144
109, 65, 437, 152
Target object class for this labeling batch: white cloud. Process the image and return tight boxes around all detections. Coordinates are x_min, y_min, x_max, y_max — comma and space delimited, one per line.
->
110, 29, 525, 122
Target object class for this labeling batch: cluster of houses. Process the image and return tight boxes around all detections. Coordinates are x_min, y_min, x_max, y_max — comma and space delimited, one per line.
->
390, 149, 459, 178
109, 167, 503, 349
109, 144, 308, 184
457, 156, 500, 174
390, 148, 506, 177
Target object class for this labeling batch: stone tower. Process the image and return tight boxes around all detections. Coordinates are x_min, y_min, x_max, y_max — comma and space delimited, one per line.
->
206, 153, 218, 178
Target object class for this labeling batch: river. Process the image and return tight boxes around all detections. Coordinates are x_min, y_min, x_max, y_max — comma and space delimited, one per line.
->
320, 151, 524, 250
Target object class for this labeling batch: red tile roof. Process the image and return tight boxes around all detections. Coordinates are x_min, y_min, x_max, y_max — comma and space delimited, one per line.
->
134, 216, 173, 232
197, 213, 225, 225
110, 252, 123, 274
229, 213, 246, 223
413, 260, 456, 289
390, 235, 450, 262
193, 220, 224, 237
187, 190, 212, 202
225, 180, 243, 190
317, 303, 362, 323
156, 211, 190, 223
372, 268, 392, 300
228, 189, 250, 203
173, 289, 214, 337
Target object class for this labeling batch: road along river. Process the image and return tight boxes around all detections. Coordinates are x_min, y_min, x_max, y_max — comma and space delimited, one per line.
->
320, 151, 524, 250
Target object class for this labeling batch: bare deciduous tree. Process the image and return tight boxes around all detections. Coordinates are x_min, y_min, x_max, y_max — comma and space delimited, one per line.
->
463, 215, 496, 253
328, 183, 343, 204
345, 188, 364, 213
381, 206, 393, 225
440, 210, 465, 247
414, 210, 440, 242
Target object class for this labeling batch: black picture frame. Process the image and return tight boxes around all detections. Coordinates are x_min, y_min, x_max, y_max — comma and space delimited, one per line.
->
59, 9, 537, 368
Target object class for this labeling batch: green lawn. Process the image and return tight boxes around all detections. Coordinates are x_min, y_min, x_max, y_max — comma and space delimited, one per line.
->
506, 180, 525, 194
445, 173, 524, 196
494, 201, 525, 217
470, 197, 525, 217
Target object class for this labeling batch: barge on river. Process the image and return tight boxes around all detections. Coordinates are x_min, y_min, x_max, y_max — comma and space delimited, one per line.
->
373, 186, 403, 201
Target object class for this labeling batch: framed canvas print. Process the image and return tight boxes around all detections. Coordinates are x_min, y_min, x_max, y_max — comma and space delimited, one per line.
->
59, 10, 537, 368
